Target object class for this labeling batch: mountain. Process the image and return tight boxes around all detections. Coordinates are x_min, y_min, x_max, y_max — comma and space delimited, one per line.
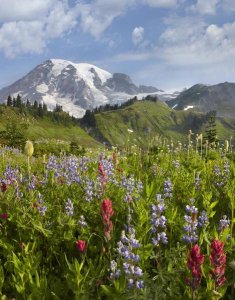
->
0, 59, 175, 118
167, 82, 235, 118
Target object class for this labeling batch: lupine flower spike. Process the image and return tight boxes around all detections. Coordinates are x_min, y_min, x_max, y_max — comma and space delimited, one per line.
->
183, 200, 198, 244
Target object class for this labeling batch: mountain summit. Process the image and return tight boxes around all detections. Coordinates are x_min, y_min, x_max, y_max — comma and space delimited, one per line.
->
167, 82, 235, 119
0, 59, 167, 117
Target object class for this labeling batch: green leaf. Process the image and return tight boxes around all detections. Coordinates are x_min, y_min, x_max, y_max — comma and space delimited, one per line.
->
209, 200, 218, 209
0, 265, 4, 292
209, 211, 216, 218
220, 228, 230, 243
101, 285, 116, 297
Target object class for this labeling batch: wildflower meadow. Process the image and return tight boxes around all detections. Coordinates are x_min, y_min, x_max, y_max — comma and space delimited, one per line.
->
0, 141, 235, 299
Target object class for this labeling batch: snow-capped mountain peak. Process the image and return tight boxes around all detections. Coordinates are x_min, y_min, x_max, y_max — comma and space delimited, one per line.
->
49, 59, 112, 85
0, 59, 177, 117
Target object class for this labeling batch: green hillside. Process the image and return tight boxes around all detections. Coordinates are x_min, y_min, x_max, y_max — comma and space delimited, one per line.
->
0, 105, 100, 149
90, 100, 235, 147
1, 100, 235, 151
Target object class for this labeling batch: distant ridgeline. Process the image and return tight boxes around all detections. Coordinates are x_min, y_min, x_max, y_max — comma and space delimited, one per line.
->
92, 95, 158, 113
80, 95, 159, 127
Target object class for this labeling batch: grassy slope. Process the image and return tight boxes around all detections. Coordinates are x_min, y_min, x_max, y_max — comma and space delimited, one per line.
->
0, 106, 100, 147
1, 102, 235, 149
94, 100, 235, 147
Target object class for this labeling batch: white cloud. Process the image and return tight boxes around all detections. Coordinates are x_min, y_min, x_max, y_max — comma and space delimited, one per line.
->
132, 26, 145, 45
0, 0, 57, 21
45, 2, 77, 38
130, 7, 230, 69
76, 0, 136, 39
0, 0, 78, 57
159, 17, 235, 66
0, 0, 184, 57
143, 0, 178, 8
0, 21, 45, 57
189, 0, 220, 15
222, 0, 235, 11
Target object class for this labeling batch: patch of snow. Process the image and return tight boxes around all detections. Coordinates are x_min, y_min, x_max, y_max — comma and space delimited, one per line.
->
184, 105, 194, 111
36, 83, 49, 93
42, 94, 85, 118
165, 94, 178, 99
10, 91, 23, 98
172, 104, 178, 109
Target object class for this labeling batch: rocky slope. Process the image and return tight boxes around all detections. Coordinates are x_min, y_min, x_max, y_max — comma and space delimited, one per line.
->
167, 82, 235, 118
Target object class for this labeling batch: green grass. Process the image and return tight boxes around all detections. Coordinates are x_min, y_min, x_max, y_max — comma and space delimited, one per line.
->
0, 106, 100, 148
92, 100, 235, 147
1, 101, 235, 150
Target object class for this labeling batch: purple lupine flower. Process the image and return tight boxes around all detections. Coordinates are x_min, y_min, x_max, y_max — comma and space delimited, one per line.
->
110, 260, 121, 279
164, 178, 173, 198
38, 192, 43, 205
37, 205, 47, 216
173, 160, 180, 168
198, 211, 208, 228
112, 213, 144, 290
78, 215, 87, 227
121, 176, 143, 202
65, 198, 74, 216
136, 280, 144, 289
37, 193, 47, 216
84, 177, 94, 202
183, 201, 198, 244
151, 194, 168, 246
46, 155, 82, 185
4, 164, 19, 184
214, 166, 223, 187
128, 278, 134, 288
219, 215, 230, 232
158, 232, 168, 244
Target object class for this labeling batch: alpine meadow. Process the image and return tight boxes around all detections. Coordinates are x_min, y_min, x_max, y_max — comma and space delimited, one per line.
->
1, 0, 235, 299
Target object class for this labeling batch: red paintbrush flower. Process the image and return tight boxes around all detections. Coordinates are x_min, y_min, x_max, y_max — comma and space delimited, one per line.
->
76, 240, 86, 253
0, 213, 8, 220
101, 198, 114, 240
210, 239, 226, 287
98, 162, 107, 193
101, 198, 114, 219
185, 244, 204, 290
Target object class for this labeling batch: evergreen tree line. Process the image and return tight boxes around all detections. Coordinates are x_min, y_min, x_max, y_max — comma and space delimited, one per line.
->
5, 95, 78, 126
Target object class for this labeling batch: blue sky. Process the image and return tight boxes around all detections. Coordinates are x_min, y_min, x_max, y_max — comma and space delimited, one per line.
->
0, 0, 235, 91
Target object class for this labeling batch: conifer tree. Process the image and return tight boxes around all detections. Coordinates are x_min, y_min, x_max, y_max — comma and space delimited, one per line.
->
7, 95, 13, 106
26, 99, 31, 108
16, 94, 22, 108
204, 110, 217, 145
38, 103, 44, 117
43, 103, 47, 112
33, 100, 38, 110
